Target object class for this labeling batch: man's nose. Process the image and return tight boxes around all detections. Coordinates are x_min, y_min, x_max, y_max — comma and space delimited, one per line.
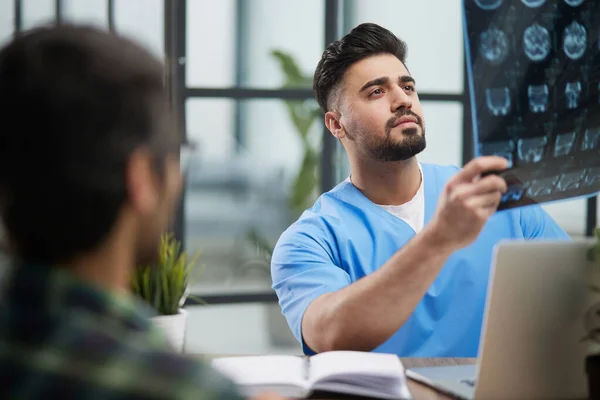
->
391, 86, 412, 112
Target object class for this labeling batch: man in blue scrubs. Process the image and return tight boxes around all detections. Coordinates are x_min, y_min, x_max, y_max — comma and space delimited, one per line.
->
270, 23, 570, 358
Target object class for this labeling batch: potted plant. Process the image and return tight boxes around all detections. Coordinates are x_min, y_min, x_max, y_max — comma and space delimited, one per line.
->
131, 232, 203, 352
586, 227, 600, 398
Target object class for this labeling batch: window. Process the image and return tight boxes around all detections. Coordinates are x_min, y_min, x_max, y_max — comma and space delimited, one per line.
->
186, 0, 236, 88
345, 0, 464, 94
181, 0, 324, 299
114, 0, 163, 58
62, 0, 107, 27
418, 101, 464, 167
23, 0, 55, 29
240, 0, 324, 89
0, 1, 13, 46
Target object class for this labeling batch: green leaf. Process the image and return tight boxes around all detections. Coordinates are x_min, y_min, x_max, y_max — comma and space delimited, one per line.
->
270, 50, 305, 87
131, 232, 205, 315
246, 228, 274, 259
289, 149, 319, 214
283, 100, 320, 142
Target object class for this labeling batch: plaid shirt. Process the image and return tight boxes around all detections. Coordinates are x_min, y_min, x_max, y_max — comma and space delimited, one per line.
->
0, 263, 243, 400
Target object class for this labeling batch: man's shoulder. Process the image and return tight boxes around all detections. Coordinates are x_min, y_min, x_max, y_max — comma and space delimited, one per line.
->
0, 311, 242, 399
272, 183, 358, 258
291, 182, 354, 224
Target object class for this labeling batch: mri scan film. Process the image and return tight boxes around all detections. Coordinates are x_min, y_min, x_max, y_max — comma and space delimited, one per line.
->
464, 0, 600, 210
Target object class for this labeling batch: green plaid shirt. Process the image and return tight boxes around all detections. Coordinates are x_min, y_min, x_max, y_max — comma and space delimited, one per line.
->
0, 263, 243, 400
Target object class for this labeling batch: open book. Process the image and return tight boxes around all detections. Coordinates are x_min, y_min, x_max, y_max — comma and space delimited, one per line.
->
211, 351, 413, 399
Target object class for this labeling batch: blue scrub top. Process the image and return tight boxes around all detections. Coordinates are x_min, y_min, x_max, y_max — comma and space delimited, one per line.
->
270, 163, 570, 357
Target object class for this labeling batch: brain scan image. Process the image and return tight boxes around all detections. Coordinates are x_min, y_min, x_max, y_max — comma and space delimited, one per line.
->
479, 28, 509, 65
563, 21, 587, 60
518, 136, 548, 163
565, 81, 582, 109
527, 176, 558, 197
523, 24, 551, 61
501, 185, 525, 203
521, 0, 546, 7
486, 87, 511, 116
474, 0, 503, 10
565, 0, 585, 6
581, 128, 600, 151
528, 84, 549, 113
585, 167, 600, 186
553, 132, 577, 157
464, 0, 600, 209
480, 140, 515, 167
557, 170, 586, 191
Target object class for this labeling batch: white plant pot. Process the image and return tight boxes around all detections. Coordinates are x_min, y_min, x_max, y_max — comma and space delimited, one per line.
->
151, 308, 188, 353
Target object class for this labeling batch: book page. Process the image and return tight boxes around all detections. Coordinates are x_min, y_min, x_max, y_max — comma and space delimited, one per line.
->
211, 355, 308, 390
308, 351, 412, 399
309, 351, 404, 383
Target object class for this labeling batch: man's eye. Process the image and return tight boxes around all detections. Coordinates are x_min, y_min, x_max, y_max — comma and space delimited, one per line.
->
370, 88, 384, 96
404, 86, 415, 92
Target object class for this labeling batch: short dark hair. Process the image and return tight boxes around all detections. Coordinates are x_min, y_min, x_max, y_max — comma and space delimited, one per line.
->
313, 23, 409, 113
0, 24, 177, 265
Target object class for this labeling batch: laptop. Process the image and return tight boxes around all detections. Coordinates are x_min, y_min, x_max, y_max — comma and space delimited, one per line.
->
406, 239, 600, 399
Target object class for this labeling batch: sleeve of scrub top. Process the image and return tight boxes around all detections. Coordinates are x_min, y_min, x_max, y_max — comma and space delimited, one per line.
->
270, 224, 352, 355
519, 203, 571, 239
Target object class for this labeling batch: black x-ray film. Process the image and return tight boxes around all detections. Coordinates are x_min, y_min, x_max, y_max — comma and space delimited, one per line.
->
463, 0, 600, 210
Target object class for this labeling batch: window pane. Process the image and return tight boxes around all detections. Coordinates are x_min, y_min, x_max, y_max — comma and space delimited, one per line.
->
114, 0, 163, 58
62, 0, 108, 28
241, 0, 324, 88
0, 0, 14, 46
345, 0, 464, 94
418, 101, 463, 167
186, 303, 301, 355
186, 99, 236, 161
186, 0, 236, 88
542, 199, 587, 237
185, 98, 323, 295
23, 0, 55, 29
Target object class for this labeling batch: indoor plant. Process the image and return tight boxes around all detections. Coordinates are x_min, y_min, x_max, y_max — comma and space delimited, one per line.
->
131, 232, 203, 352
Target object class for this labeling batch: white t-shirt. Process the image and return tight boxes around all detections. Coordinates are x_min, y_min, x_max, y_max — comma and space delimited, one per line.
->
346, 163, 425, 233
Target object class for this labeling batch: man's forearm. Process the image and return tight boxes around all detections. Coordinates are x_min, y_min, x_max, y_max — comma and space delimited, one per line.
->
303, 225, 456, 353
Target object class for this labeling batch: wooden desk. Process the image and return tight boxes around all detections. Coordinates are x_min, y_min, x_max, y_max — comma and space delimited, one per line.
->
202, 354, 475, 400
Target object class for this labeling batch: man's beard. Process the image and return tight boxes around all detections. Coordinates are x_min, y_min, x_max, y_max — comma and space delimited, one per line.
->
349, 109, 427, 162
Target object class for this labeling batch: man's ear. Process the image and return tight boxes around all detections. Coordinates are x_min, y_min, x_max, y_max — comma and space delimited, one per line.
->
126, 147, 159, 214
325, 111, 345, 139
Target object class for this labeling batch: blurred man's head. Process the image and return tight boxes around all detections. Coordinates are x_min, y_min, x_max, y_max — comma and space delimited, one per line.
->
313, 23, 426, 163
0, 24, 182, 269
